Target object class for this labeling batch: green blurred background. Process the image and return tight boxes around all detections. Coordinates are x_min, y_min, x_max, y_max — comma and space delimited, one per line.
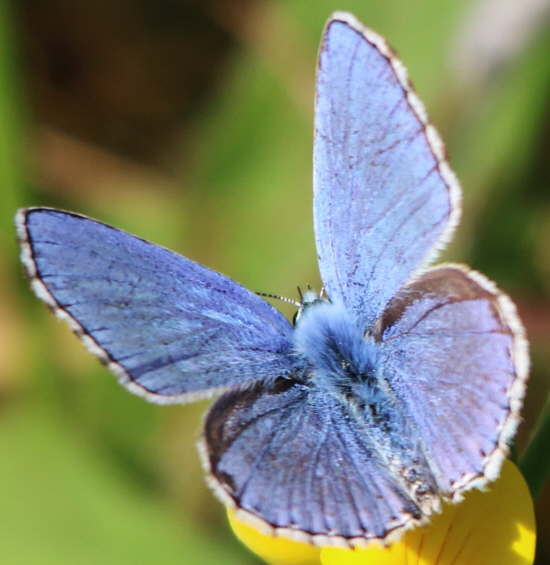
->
1, 0, 550, 563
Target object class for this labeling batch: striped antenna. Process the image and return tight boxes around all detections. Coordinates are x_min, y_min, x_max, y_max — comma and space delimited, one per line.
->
256, 292, 301, 308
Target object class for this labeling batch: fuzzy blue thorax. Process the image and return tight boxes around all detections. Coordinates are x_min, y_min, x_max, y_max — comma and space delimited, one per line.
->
292, 299, 379, 397
292, 298, 411, 450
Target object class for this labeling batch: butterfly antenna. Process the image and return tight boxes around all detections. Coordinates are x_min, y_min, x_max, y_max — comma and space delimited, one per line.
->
256, 292, 301, 307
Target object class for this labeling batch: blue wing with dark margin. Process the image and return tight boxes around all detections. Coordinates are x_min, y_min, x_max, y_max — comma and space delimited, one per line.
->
378, 264, 528, 495
203, 379, 426, 545
314, 13, 461, 329
17, 208, 298, 404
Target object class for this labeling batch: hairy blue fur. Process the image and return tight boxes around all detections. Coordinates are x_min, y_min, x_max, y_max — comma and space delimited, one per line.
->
293, 300, 378, 391
293, 299, 425, 471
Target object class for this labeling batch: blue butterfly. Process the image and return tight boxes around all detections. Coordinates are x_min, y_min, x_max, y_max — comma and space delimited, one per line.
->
16, 12, 528, 548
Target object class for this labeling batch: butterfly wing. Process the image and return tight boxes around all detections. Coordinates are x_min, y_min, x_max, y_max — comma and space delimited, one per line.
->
314, 13, 461, 328
16, 208, 298, 403
377, 265, 529, 495
202, 378, 430, 547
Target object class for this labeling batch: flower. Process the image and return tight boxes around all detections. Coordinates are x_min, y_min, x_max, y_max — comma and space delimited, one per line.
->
228, 459, 535, 565
227, 510, 321, 565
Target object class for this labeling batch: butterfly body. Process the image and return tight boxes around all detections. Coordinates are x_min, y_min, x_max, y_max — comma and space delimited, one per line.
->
16, 11, 528, 549
293, 302, 424, 489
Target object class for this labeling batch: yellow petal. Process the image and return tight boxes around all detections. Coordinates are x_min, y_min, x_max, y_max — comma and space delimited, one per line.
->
227, 509, 321, 565
321, 459, 536, 565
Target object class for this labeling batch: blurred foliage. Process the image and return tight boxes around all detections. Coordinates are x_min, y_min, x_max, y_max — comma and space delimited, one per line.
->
2, 0, 550, 563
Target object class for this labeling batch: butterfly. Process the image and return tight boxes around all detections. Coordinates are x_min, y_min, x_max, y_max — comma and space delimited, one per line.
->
16, 11, 528, 549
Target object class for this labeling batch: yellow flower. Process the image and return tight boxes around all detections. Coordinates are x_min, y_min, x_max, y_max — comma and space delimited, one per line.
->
228, 460, 535, 565
228, 509, 321, 565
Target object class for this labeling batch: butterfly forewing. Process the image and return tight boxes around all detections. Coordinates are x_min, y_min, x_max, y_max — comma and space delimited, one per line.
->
17, 208, 297, 403
314, 13, 460, 328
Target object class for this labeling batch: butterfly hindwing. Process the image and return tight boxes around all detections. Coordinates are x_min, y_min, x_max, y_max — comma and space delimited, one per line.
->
314, 13, 461, 328
377, 265, 528, 495
202, 378, 429, 546
17, 208, 298, 403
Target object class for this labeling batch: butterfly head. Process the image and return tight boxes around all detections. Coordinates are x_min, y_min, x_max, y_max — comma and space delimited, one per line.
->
293, 285, 329, 326
256, 286, 330, 327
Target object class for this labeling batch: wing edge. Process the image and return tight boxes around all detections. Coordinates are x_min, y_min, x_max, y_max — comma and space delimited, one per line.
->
437, 263, 529, 498
197, 434, 428, 549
